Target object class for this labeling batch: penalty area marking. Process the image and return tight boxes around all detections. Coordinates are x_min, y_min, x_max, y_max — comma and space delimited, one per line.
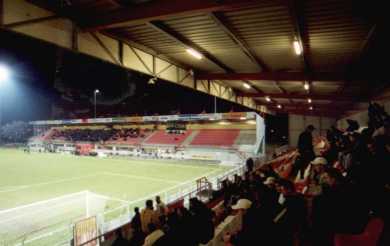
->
0, 174, 100, 194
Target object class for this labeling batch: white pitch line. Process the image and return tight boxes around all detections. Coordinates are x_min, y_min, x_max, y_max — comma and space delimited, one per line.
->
127, 168, 221, 206
0, 174, 100, 194
102, 172, 181, 184
89, 155, 219, 170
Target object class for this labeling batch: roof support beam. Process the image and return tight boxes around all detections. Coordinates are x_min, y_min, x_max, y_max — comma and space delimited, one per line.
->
288, 0, 312, 73
147, 21, 234, 73
238, 92, 354, 102
209, 12, 268, 71
82, 0, 263, 31
208, 12, 293, 103
237, 92, 357, 102
196, 72, 345, 82
338, 24, 377, 94
2, 15, 61, 29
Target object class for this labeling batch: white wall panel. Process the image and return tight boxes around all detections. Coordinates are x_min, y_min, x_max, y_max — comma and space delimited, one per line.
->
122, 44, 153, 75
3, 0, 52, 24
13, 19, 73, 49
289, 114, 336, 147
78, 32, 115, 63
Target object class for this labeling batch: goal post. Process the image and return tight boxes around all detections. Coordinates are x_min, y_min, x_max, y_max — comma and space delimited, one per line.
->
0, 190, 127, 246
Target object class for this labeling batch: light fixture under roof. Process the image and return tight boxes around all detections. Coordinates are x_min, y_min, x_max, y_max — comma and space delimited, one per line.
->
304, 81, 310, 91
265, 96, 271, 102
309, 106, 313, 110
186, 48, 203, 59
243, 83, 251, 89
293, 40, 302, 55
307, 98, 312, 103
277, 104, 282, 109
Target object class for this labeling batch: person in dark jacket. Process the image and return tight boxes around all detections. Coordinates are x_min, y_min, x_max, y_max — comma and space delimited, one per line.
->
311, 168, 369, 246
112, 229, 129, 246
296, 125, 316, 178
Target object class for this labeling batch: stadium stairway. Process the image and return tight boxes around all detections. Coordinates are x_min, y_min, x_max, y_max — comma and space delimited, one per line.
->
143, 130, 193, 146
234, 130, 256, 145
180, 130, 199, 147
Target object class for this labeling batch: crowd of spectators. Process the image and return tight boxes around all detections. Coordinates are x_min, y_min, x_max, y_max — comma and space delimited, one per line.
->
0, 121, 33, 144
47, 127, 191, 143
50, 128, 151, 142
109, 103, 390, 246
50, 128, 115, 142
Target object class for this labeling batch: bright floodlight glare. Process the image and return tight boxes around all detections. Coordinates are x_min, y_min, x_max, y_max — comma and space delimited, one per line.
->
293, 41, 302, 55
186, 48, 203, 59
304, 82, 310, 90
265, 96, 271, 102
243, 83, 251, 89
0, 64, 10, 82
307, 98, 312, 103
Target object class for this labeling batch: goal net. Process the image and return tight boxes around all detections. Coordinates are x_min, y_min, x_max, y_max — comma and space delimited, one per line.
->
0, 191, 128, 246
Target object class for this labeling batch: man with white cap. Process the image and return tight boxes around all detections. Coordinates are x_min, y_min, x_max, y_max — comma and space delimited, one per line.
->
223, 199, 253, 245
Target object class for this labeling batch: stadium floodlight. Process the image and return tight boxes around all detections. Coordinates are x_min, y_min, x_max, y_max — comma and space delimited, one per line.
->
186, 48, 203, 60
0, 64, 10, 83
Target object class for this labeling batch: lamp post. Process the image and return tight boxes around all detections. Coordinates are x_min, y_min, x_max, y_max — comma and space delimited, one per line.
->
94, 89, 100, 119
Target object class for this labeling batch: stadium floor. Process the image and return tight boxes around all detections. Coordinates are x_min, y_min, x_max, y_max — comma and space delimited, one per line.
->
0, 148, 233, 245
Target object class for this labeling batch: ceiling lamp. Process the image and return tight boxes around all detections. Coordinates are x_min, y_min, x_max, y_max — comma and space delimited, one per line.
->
307, 98, 312, 103
277, 104, 282, 109
265, 96, 271, 102
243, 83, 251, 89
309, 106, 313, 110
186, 48, 203, 59
303, 81, 310, 91
293, 40, 302, 55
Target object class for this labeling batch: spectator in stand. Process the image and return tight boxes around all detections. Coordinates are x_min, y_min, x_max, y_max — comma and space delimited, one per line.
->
295, 125, 316, 179
298, 125, 316, 162
295, 157, 327, 195
143, 223, 164, 246
245, 158, 254, 172
129, 207, 144, 246
188, 198, 214, 245
274, 179, 307, 246
311, 168, 370, 246
155, 196, 167, 217
112, 229, 129, 246
141, 200, 158, 234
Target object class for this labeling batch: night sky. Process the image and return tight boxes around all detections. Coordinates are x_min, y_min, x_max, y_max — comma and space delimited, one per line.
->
0, 30, 256, 122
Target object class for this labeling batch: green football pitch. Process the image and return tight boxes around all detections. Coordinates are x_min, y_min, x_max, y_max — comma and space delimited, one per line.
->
0, 148, 234, 245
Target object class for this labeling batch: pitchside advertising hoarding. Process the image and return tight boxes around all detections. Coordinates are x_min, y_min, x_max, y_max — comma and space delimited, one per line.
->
74, 216, 98, 246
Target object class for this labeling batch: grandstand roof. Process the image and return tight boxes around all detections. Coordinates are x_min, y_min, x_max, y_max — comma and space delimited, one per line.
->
24, 0, 388, 116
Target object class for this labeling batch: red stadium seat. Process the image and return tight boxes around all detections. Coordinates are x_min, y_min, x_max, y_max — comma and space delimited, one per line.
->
334, 218, 384, 246
145, 130, 192, 145
190, 129, 240, 146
